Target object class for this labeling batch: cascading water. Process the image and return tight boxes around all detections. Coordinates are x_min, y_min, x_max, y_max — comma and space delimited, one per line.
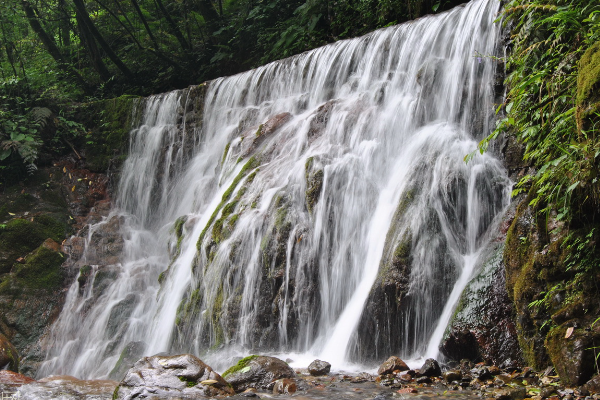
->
39, 0, 511, 379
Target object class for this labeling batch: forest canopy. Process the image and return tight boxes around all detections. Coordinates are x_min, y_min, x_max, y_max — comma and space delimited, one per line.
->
0, 0, 461, 100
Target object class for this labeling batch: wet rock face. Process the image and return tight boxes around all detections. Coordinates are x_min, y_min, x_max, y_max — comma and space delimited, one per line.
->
109, 341, 146, 381
114, 354, 234, 399
222, 355, 295, 392
441, 241, 522, 366
0, 333, 18, 372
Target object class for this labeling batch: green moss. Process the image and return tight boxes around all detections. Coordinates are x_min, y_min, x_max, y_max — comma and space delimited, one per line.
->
178, 376, 198, 387
255, 124, 264, 137
79, 95, 140, 172
0, 216, 66, 273
222, 355, 258, 378
209, 284, 225, 348
13, 245, 64, 290
33, 214, 68, 242
305, 158, 324, 214
222, 142, 231, 164
158, 270, 166, 284
577, 41, 600, 107
197, 156, 259, 250
172, 215, 187, 255
7, 193, 36, 213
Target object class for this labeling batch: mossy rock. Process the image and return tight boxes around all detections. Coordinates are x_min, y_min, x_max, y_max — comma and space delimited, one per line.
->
11, 244, 64, 290
77, 95, 140, 172
108, 341, 146, 380
0, 214, 68, 275
304, 157, 324, 214
222, 355, 258, 378
545, 325, 599, 386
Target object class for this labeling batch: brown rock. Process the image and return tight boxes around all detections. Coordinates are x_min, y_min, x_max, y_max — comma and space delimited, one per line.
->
378, 356, 409, 375
0, 370, 34, 385
272, 378, 297, 394
582, 374, 600, 395
397, 387, 418, 394
42, 238, 61, 252
0, 333, 19, 372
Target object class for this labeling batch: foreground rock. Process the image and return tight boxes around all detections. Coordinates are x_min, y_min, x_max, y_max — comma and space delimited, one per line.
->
308, 359, 331, 376
114, 354, 234, 399
377, 356, 409, 375
0, 370, 35, 392
419, 358, 441, 377
222, 355, 295, 392
17, 375, 118, 400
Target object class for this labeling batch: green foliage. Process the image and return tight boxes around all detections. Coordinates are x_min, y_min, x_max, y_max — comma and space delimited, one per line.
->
477, 0, 600, 223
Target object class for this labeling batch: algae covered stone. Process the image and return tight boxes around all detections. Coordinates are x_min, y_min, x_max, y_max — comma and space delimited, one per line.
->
222, 355, 295, 392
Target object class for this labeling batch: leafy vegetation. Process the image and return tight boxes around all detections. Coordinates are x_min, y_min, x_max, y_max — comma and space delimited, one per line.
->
479, 0, 600, 224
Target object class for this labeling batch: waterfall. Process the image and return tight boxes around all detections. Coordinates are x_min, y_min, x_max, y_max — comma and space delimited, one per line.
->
39, 0, 510, 379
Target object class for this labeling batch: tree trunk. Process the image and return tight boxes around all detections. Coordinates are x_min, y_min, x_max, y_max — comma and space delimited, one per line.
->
75, 8, 112, 81
20, 0, 89, 91
154, 0, 190, 50
72, 0, 134, 79
129, 0, 160, 50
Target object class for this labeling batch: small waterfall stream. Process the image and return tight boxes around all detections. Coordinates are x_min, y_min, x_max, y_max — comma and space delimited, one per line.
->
39, 0, 510, 379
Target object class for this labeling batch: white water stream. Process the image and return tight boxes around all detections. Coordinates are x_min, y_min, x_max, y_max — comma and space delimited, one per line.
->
39, 0, 510, 379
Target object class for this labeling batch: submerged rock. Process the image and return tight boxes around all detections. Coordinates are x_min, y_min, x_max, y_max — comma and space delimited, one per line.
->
0, 370, 34, 392
113, 354, 234, 399
222, 355, 295, 392
377, 356, 409, 375
308, 359, 331, 376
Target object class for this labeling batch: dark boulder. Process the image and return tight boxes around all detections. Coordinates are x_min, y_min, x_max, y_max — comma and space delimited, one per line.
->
308, 359, 331, 376
222, 355, 295, 392
377, 356, 409, 375
113, 354, 234, 399
419, 358, 441, 377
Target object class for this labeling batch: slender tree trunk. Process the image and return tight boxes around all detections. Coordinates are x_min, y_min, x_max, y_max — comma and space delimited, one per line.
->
129, 0, 160, 49
94, 0, 184, 70
154, 0, 190, 50
58, 0, 71, 47
75, 9, 111, 80
72, 0, 134, 79
20, 0, 89, 91
196, 0, 220, 36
